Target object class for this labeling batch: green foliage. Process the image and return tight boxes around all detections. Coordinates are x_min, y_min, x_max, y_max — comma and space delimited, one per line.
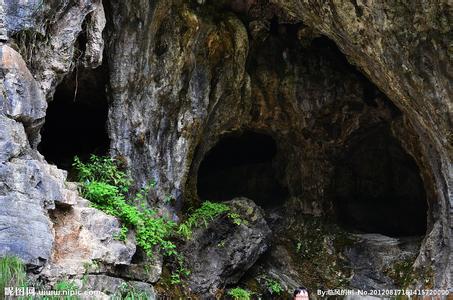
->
296, 242, 302, 253
73, 155, 131, 194
264, 277, 284, 295
0, 256, 27, 294
53, 280, 79, 300
73, 156, 177, 258
114, 225, 129, 241
177, 201, 230, 239
227, 287, 252, 300
227, 212, 247, 226
384, 255, 417, 289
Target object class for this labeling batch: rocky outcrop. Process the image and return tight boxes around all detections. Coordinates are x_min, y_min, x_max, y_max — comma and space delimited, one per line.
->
40, 195, 137, 283
267, 0, 452, 287
0, 0, 451, 295
345, 234, 423, 290
181, 198, 271, 295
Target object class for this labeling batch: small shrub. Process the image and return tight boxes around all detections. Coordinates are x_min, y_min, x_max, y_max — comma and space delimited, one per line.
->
227, 287, 252, 300
54, 280, 79, 300
74, 156, 177, 258
0, 256, 27, 294
227, 212, 247, 226
177, 201, 230, 239
114, 225, 128, 241
264, 277, 284, 295
73, 155, 131, 194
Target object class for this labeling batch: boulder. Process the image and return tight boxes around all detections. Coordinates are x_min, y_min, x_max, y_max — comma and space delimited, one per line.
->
182, 197, 271, 295
40, 195, 137, 283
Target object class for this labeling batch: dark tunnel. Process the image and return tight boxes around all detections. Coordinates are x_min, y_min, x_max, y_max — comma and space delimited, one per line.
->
197, 131, 288, 207
333, 125, 428, 237
38, 67, 110, 171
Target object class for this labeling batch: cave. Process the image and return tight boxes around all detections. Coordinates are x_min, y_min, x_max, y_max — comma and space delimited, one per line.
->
38, 66, 110, 171
333, 125, 428, 237
197, 131, 288, 207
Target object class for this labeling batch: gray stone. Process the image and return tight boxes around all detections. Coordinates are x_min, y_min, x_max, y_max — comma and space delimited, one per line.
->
182, 197, 271, 295
78, 275, 156, 299
345, 234, 422, 290
0, 44, 47, 146
40, 196, 136, 283
0, 115, 27, 162
82, 2, 106, 68
0, 157, 68, 269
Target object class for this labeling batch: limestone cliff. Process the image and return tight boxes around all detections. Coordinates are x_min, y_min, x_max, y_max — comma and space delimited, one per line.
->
0, 0, 451, 297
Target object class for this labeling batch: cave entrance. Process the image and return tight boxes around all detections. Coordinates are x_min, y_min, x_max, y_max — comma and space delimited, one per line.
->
333, 126, 428, 237
197, 131, 288, 207
38, 66, 109, 171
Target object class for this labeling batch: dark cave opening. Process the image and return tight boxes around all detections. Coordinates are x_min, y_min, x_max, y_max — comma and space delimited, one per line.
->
38, 66, 110, 171
333, 125, 428, 237
197, 131, 288, 207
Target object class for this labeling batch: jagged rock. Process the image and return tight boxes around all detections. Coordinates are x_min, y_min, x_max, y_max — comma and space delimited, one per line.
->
82, 2, 106, 68
40, 196, 136, 283
0, 0, 450, 294
107, 0, 250, 201
74, 274, 156, 300
108, 249, 163, 284
345, 234, 422, 290
267, 0, 452, 286
181, 198, 271, 295
0, 157, 64, 270
0, 115, 27, 161
0, 44, 47, 146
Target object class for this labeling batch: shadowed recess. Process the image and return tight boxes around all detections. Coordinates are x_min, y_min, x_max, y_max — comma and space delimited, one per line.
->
197, 131, 288, 207
333, 125, 428, 237
38, 66, 109, 171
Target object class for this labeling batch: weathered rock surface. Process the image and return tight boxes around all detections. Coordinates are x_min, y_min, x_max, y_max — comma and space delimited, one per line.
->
40, 195, 137, 283
181, 197, 271, 295
0, 0, 451, 294
74, 274, 156, 300
266, 0, 452, 287
345, 234, 422, 290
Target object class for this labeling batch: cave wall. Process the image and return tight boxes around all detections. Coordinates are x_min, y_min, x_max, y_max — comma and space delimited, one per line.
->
0, 0, 451, 290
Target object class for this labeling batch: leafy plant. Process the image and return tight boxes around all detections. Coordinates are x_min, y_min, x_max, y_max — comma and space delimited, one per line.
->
227, 287, 252, 300
227, 212, 247, 226
0, 256, 27, 295
53, 280, 79, 300
177, 201, 230, 239
73, 155, 193, 286
73, 155, 131, 194
264, 277, 284, 295
74, 156, 177, 258
114, 225, 129, 241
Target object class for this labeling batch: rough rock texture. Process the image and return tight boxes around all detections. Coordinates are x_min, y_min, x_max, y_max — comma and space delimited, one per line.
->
1, 44, 46, 146
74, 274, 156, 299
40, 195, 137, 283
0, 0, 451, 294
345, 234, 422, 290
104, 0, 450, 290
181, 198, 271, 295
267, 0, 452, 287
0, 0, 112, 261
0, 44, 71, 270
106, 0, 250, 202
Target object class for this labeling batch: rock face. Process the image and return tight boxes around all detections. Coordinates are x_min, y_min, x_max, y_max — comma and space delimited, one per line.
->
181, 198, 271, 295
40, 195, 137, 283
0, 0, 451, 295
345, 234, 423, 290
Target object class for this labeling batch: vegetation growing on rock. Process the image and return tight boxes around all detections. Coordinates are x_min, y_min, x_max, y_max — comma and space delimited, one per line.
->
0, 256, 27, 295
227, 287, 253, 300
